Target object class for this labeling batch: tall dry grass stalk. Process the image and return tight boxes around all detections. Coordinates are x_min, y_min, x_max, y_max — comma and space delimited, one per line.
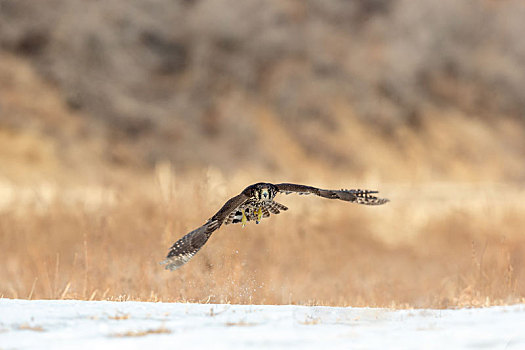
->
1, 170, 524, 308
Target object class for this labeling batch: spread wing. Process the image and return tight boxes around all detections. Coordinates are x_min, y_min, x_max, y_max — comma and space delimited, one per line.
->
161, 192, 249, 270
274, 183, 389, 205
162, 182, 389, 271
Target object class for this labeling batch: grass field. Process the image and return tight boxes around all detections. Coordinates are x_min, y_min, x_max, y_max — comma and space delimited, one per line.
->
1, 169, 524, 308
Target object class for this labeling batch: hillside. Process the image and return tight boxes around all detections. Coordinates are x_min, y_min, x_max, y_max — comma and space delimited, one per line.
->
1, 0, 525, 183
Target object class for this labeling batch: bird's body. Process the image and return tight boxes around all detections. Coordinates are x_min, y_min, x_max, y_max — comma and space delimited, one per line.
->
223, 183, 281, 226
161, 182, 388, 270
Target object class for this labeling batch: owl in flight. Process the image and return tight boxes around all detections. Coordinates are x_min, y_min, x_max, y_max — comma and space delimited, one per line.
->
161, 182, 389, 270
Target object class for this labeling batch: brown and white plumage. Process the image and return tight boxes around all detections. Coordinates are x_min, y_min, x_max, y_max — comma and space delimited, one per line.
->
161, 182, 389, 270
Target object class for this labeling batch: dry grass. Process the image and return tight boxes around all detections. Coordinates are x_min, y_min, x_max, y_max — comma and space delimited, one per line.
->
18, 324, 45, 332
111, 326, 171, 337
108, 313, 131, 320
225, 321, 258, 327
1, 170, 524, 309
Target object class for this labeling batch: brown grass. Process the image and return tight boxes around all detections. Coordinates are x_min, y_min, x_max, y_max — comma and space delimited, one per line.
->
1, 171, 524, 309
18, 324, 45, 332
225, 321, 258, 327
111, 326, 171, 337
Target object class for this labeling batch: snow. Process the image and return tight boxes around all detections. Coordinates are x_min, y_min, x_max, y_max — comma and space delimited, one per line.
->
1, 299, 524, 350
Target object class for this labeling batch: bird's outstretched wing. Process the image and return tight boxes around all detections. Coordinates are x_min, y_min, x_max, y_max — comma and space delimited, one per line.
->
161, 192, 249, 270
162, 182, 389, 271
275, 183, 389, 205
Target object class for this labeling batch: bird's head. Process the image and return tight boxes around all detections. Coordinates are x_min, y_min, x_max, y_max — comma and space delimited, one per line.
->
250, 183, 276, 202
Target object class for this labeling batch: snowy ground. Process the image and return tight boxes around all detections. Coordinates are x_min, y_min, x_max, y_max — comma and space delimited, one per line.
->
1, 299, 524, 350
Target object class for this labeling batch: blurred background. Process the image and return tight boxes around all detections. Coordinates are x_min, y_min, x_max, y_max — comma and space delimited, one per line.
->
1, 0, 524, 307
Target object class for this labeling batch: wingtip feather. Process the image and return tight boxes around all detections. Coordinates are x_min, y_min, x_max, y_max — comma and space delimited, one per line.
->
160, 254, 193, 271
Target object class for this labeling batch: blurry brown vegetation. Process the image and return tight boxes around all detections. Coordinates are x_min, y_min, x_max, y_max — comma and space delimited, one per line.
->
1, 0, 525, 308
1, 173, 525, 308
2, 0, 525, 180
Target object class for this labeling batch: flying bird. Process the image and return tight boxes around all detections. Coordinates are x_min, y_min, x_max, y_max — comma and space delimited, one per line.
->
161, 182, 389, 270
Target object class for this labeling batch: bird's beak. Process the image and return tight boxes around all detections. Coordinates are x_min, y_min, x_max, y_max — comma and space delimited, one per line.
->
261, 189, 269, 199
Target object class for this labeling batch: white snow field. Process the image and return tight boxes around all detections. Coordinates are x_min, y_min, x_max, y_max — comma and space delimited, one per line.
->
0, 299, 524, 350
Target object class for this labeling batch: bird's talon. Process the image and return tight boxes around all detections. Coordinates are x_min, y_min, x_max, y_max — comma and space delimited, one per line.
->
241, 210, 248, 227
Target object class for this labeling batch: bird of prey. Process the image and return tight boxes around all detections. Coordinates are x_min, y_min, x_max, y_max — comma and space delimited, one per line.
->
161, 182, 389, 270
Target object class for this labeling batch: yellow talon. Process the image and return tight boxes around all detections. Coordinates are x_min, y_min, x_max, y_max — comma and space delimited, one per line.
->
241, 210, 247, 227
256, 207, 263, 224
